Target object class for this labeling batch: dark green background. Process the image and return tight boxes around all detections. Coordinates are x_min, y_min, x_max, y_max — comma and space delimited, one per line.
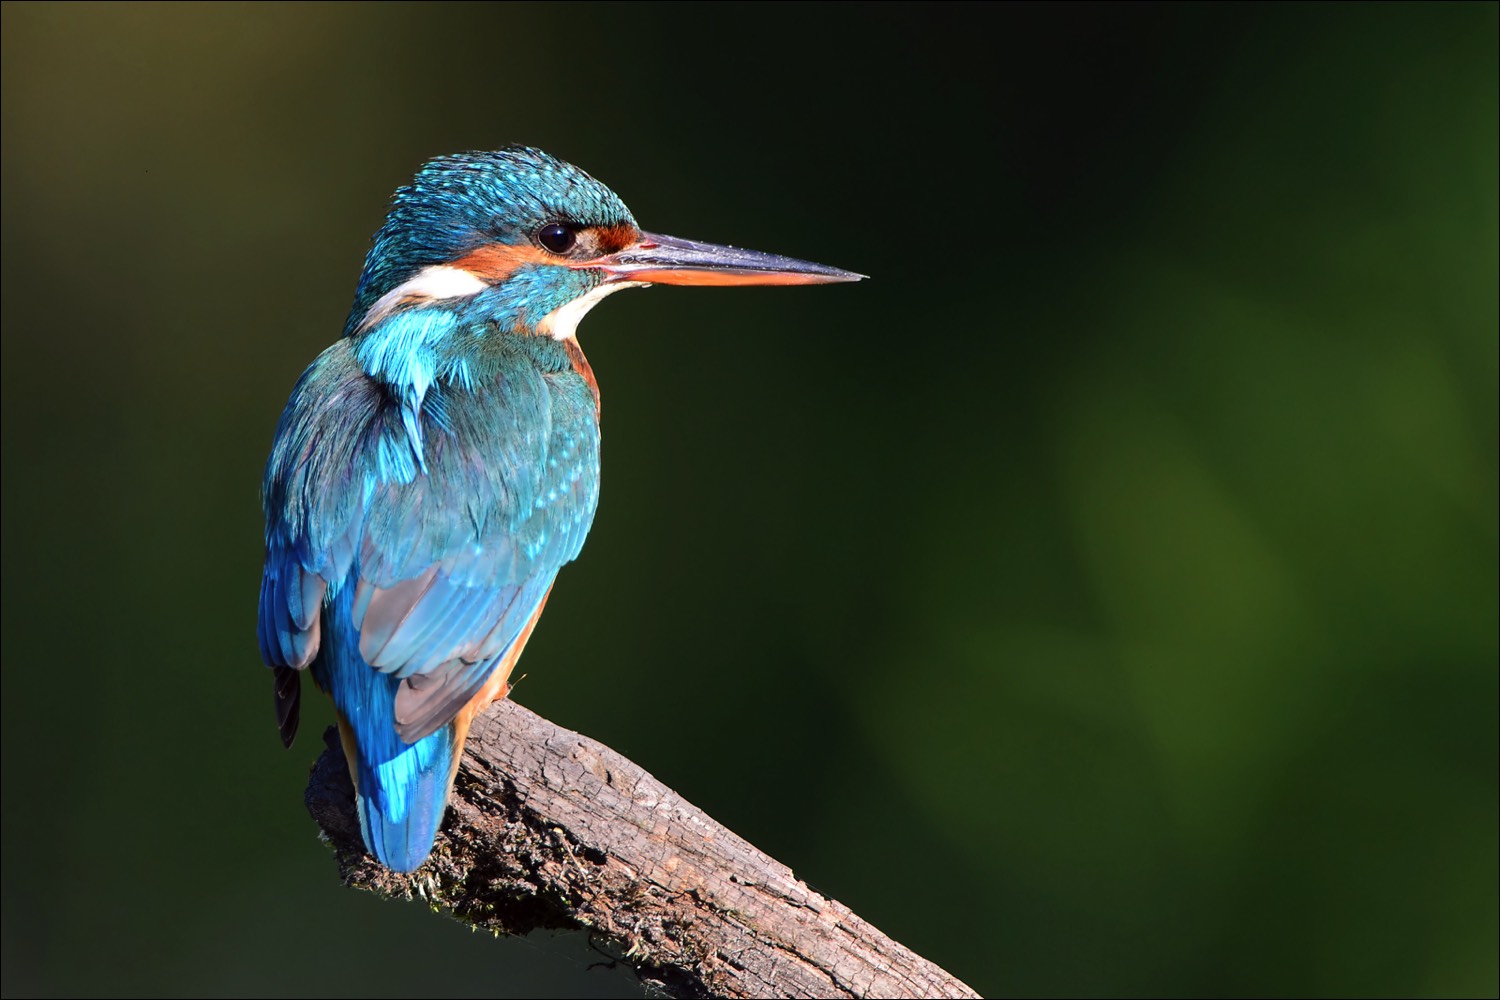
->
3, 4, 1495, 996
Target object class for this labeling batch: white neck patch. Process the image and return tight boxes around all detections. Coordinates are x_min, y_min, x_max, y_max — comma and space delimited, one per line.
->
539, 281, 646, 340
356, 265, 488, 332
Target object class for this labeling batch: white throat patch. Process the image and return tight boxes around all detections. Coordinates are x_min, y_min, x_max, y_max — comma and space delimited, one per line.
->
539, 281, 646, 340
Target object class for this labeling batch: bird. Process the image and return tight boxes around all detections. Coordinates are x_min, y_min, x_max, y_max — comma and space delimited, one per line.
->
258, 146, 862, 872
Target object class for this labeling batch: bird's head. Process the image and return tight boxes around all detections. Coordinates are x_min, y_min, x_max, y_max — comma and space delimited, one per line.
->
343, 146, 863, 343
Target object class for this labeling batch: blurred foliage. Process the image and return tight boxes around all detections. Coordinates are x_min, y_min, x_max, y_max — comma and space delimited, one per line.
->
2, 3, 1495, 997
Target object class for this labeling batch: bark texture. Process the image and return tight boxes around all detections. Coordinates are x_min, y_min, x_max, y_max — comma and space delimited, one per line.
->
305, 699, 980, 999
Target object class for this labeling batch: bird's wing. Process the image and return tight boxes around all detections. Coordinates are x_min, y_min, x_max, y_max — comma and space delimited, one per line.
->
259, 336, 599, 744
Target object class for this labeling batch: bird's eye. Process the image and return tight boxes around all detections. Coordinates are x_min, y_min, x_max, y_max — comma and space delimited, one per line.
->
537, 223, 576, 255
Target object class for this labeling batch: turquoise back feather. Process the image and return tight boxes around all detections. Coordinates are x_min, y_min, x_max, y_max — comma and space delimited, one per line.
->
260, 312, 601, 870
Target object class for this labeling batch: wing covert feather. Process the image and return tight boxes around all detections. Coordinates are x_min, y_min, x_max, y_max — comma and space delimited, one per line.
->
258, 335, 600, 745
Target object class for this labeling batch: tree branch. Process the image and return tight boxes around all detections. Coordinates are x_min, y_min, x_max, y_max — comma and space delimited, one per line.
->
304, 699, 980, 999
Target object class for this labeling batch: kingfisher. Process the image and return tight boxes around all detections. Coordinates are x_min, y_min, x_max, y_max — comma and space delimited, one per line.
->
258, 146, 861, 872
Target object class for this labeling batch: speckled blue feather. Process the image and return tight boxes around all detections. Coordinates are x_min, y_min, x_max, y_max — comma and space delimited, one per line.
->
345, 148, 633, 336
261, 145, 859, 872
259, 148, 617, 871
259, 331, 600, 870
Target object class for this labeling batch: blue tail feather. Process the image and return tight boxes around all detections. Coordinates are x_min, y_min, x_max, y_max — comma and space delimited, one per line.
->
356, 726, 455, 872
316, 580, 457, 871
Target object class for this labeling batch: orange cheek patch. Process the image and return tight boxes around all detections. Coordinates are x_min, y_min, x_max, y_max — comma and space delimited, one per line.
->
451, 243, 556, 282
456, 227, 642, 277
591, 224, 644, 255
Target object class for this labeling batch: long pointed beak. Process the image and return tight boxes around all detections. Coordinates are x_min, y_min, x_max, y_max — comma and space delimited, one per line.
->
592, 232, 866, 287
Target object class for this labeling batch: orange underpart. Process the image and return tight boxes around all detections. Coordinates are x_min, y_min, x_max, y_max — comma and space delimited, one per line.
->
446, 585, 554, 787
562, 338, 601, 412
